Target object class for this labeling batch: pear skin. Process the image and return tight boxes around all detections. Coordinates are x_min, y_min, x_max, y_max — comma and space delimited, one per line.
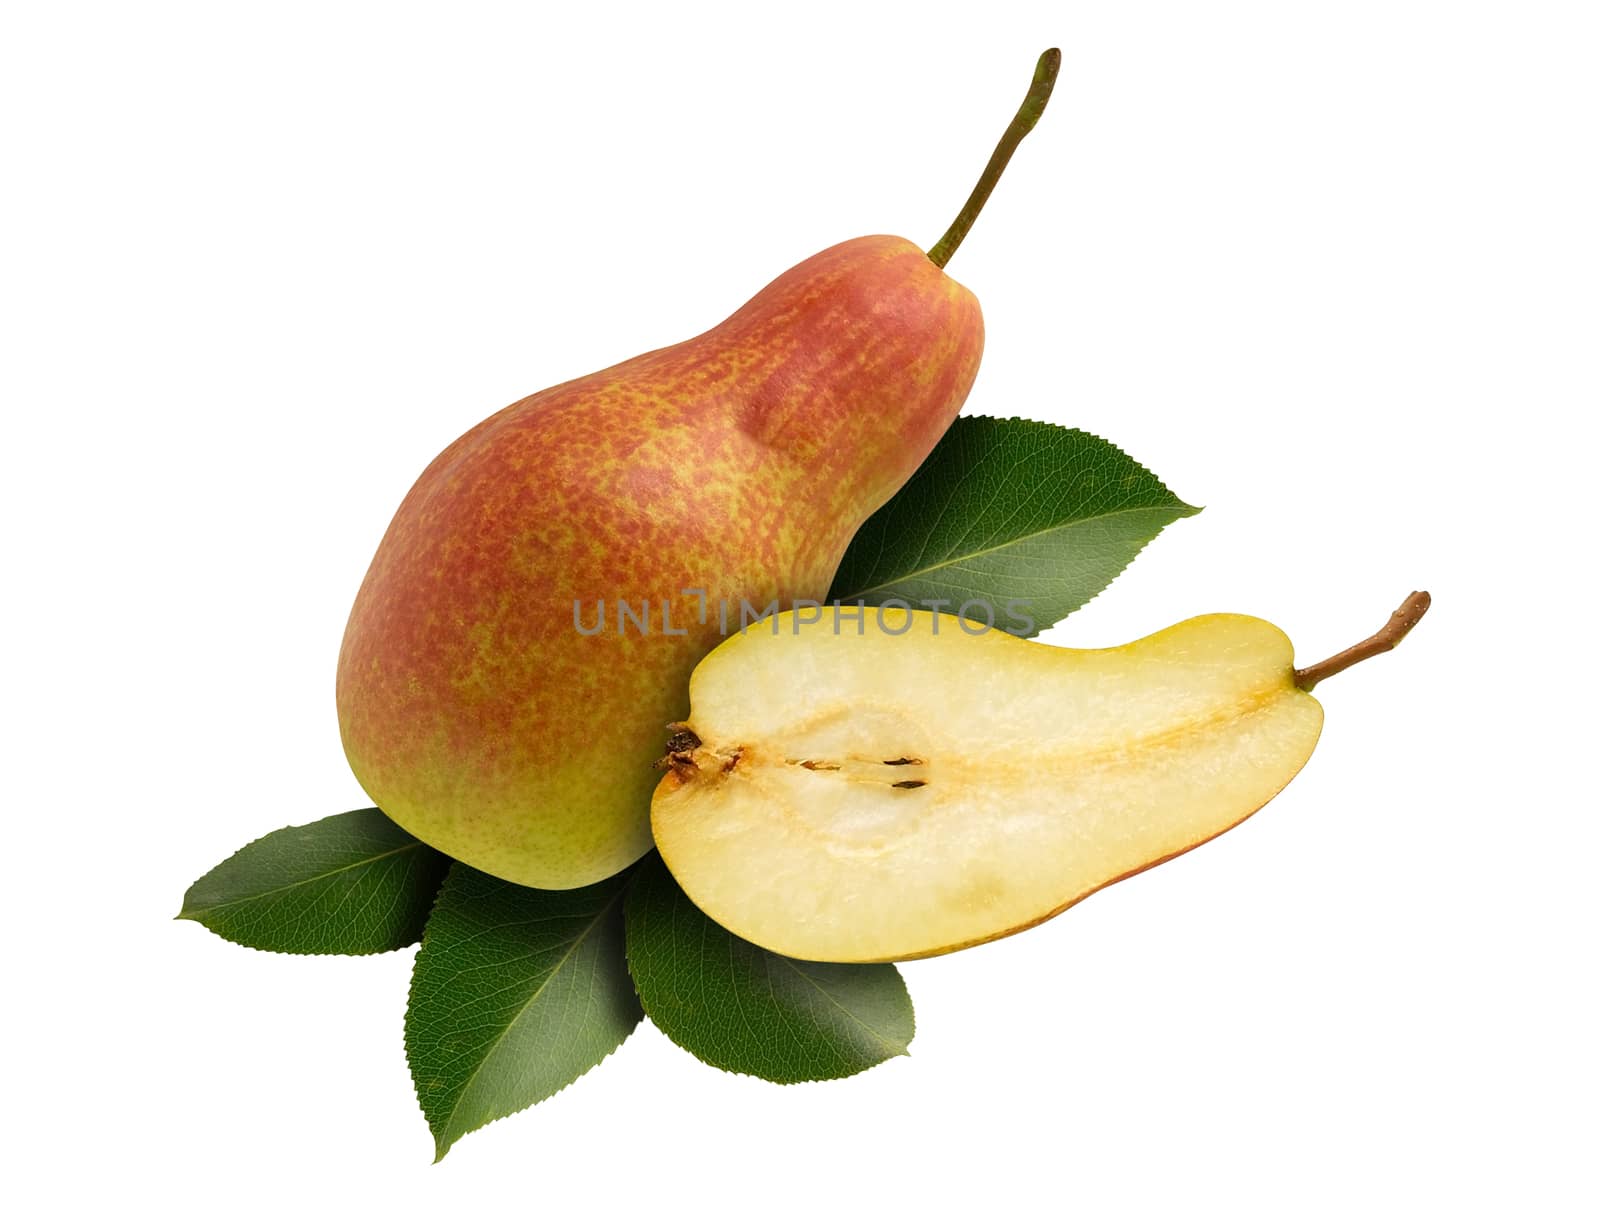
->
338, 237, 983, 888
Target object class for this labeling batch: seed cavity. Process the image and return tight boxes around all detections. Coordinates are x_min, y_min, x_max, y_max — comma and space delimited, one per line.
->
656, 722, 706, 783
664, 724, 702, 756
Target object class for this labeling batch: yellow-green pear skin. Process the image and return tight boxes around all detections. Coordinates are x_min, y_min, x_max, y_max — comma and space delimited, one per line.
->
337, 237, 984, 889
651, 609, 1326, 962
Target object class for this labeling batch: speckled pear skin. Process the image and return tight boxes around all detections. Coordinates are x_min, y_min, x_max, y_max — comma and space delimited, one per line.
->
337, 235, 984, 889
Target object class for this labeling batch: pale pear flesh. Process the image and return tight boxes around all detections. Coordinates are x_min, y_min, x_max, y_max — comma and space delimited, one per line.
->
651, 609, 1324, 963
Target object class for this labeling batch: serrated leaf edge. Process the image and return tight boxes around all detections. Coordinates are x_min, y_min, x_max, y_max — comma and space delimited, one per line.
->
784, 959, 914, 1060
628, 947, 915, 1085
176, 822, 443, 957
831, 415, 1202, 629
406, 885, 640, 1161
178, 839, 426, 918
623, 871, 914, 1085
953, 414, 1200, 505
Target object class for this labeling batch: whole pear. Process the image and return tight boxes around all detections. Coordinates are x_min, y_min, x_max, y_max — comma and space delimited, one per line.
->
338, 237, 981, 887
337, 53, 1060, 888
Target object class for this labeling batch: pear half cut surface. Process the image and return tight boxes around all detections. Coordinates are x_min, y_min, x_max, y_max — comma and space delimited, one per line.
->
651, 609, 1326, 963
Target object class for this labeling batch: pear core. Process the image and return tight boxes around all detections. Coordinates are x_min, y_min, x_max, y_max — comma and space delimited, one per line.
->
651, 609, 1325, 962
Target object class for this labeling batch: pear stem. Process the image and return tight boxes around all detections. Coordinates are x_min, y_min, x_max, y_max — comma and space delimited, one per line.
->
1294, 591, 1432, 691
926, 48, 1062, 269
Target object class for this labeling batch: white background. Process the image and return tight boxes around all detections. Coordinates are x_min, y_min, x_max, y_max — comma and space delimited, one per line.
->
4, 2, 1596, 1220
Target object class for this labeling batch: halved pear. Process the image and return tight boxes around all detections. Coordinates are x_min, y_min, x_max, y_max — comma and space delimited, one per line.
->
651, 607, 1332, 963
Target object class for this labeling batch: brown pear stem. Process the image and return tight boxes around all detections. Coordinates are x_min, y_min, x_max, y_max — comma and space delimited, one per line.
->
926, 48, 1062, 269
1294, 591, 1432, 691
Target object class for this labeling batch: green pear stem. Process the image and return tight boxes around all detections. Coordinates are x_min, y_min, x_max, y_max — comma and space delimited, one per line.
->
1294, 591, 1432, 691
927, 48, 1062, 270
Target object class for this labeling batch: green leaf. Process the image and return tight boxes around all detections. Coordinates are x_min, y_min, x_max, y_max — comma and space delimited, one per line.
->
829, 415, 1199, 635
405, 864, 641, 1160
177, 807, 449, 955
625, 855, 913, 1084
